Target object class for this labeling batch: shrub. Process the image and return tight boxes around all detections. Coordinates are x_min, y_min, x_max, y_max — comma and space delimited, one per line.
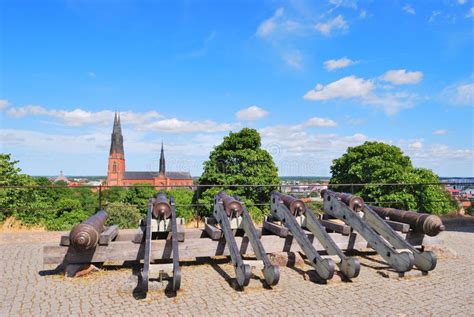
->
105, 202, 143, 229
45, 209, 89, 231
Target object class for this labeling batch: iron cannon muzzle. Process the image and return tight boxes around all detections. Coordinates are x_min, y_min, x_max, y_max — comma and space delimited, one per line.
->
324, 190, 365, 212
217, 191, 243, 217
273, 191, 306, 215
69, 210, 107, 250
152, 192, 172, 219
368, 205, 445, 237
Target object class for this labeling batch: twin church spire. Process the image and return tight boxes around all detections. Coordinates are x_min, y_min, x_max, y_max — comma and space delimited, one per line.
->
109, 112, 166, 173
109, 112, 124, 155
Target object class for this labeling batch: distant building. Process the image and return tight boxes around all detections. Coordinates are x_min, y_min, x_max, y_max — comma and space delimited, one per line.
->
106, 113, 193, 189
461, 188, 474, 196
446, 188, 461, 198
53, 170, 69, 183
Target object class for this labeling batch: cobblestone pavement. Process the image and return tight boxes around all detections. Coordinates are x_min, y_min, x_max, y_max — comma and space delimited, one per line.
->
1, 227, 473, 316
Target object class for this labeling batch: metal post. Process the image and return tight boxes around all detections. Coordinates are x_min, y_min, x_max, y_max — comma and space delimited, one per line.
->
98, 185, 102, 210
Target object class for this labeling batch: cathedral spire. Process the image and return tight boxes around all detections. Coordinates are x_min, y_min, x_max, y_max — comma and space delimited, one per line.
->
159, 141, 166, 175
109, 112, 124, 155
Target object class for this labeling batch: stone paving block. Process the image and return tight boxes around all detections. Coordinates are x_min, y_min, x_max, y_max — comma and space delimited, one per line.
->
0, 228, 473, 316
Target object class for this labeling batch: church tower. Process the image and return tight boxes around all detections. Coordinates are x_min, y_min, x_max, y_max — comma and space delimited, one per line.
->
159, 141, 166, 176
106, 112, 126, 185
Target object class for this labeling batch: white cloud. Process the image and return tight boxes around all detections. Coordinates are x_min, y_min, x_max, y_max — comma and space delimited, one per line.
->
4, 104, 241, 133
323, 57, 357, 71
359, 10, 367, 19
315, 15, 348, 36
467, 7, 474, 18
429, 11, 441, 22
0, 129, 111, 155
380, 69, 423, 85
363, 92, 417, 115
306, 117, 337, 127
443, 82, 474, 105
454, 83, 474, 104
235, 106, 269, 121
403, 142, 474, 174
304, 76, 374, 101
256, 8, 287, 38
184, 31, 217, 58
403, 4, 416, 15
458, 0, 466, 4
260, 123, 369, 175
0, 99, 9, 110
259, 117, 338, 143
433, 129, 448, 135
282, 50, 303, 69
409, 141, 423, 149
6, 106, 162, 127
304, 75, 418, 115
139, 118, 238, 133
329, 0, 358, 9
88, 72, 96, 78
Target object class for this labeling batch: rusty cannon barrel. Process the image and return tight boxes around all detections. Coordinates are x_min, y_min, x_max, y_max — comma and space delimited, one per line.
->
217, 191, 244, 217
323, 190, 365, 212
273, 192, 306, 215
368, 205, 445, 237
69, 210, 107, 250
152, 192, 172, 219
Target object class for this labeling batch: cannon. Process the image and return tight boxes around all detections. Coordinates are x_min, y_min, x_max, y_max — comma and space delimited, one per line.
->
141, 193, 181, 293
152, 192, 172, 219
69, 210, 108, 250
218, 191, 244, 217
368, 205, 445, 237
279, 194, 306, 215
269, 191, 360, 279
266, 192, 360, 279
332, 192, 365, 212
322, 190, 437, 275
205, 191, 280, 288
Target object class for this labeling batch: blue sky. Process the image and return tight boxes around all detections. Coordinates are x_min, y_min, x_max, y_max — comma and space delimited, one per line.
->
0, 0, 473, 177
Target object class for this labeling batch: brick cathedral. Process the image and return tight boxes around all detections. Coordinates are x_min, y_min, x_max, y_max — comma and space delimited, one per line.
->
106, 113, 193, 189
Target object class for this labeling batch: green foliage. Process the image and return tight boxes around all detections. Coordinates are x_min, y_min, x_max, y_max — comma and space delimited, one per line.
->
466, 204, 474, 216
46, 210, 90, 231
167, 188, 195, 222
0, 154, 99, 229
123, 184, 157, 213
1, 154, 197, 229
306, 200, 323, 214
0, 153, 36, 222
105, 202, 142, 229
101, 186, 127, 204
194, 128, 279, 219
330, 141, 456, 215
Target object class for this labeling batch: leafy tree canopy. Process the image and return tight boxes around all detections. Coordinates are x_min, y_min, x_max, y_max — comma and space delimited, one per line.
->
0, 154, 35, 221
194, 128, 279, 220
330, 141, 455, 214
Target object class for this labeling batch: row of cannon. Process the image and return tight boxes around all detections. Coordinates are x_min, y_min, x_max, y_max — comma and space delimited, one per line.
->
67, 189, 445, 293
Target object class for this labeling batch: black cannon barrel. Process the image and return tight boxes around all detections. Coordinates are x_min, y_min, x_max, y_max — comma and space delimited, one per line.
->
217, 191, 243, 217
324, 190, 365, 212
368, 205, 445, 237
69, 210, 108, 250
273, 192, 306, 215
153, 192, 172, 219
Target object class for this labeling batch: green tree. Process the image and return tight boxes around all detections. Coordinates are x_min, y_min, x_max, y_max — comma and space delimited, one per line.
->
0, 154, 36, 221
105, 202, 142, 228
101, 186, 128, 204
167, 188, 194, 222
123, 184, 157, 213
467, 204, 474, 216
329, 141, 455, 214
194, 128, 279, 220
